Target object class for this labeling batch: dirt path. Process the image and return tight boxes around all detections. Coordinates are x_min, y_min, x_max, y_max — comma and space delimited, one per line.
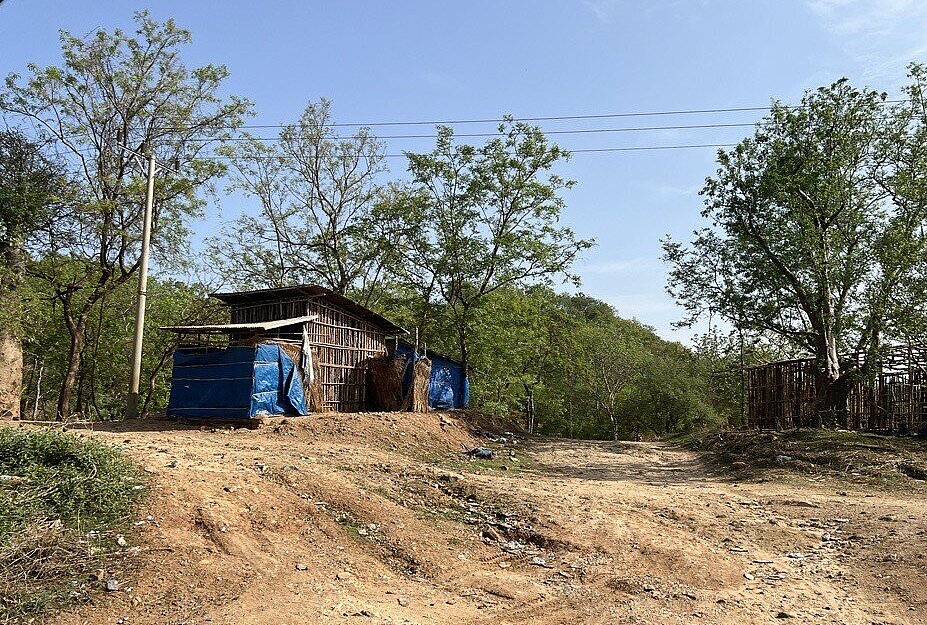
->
49, 414, 927, 625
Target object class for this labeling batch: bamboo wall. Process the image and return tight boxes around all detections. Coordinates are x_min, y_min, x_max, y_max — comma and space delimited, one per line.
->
228, 296, 387, 412
745, 345, 927, 433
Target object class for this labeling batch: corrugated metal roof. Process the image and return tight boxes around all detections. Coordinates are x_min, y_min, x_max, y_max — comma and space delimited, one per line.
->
160, 315, 317, 334
210, 285, 407, 335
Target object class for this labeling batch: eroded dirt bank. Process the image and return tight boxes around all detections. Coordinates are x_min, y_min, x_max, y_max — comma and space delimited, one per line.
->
43, 413, 927, 625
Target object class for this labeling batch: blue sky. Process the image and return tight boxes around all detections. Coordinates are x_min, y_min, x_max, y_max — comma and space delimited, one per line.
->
1, 0, 925, 341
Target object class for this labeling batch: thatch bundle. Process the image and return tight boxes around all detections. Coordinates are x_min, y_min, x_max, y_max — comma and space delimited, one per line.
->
303, 347, 325, 412
368, 354, 408, 411
405, 356, 432, 413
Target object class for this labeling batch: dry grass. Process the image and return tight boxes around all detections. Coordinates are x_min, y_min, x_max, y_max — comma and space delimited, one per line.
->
0, 427, 144, 623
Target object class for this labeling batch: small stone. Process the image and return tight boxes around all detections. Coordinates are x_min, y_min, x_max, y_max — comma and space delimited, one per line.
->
105, 579, 120, 592
744, 572, 755, 580
115, 535, 127, 547
732, 461, 748, 470
336, 571, 353, 581
295, 563, 308, 571
397, 597, 409, 607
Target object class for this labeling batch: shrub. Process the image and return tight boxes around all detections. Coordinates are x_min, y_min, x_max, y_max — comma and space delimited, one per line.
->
0, 428, 144, 622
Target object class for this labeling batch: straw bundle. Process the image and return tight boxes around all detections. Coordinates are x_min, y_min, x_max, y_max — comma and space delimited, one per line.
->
368, 354, 407, 411
303, 347, 325, 412
405, 356, 432, 413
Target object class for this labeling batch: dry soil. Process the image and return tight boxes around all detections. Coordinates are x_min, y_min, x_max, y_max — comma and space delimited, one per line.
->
42, 412, 927, 625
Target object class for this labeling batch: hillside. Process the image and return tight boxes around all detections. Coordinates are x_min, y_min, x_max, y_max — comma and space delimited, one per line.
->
21, 413, 927, 625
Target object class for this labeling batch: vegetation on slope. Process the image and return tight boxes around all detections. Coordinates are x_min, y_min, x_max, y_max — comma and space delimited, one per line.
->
0, 428, 145, 622
682, 428, 927, 487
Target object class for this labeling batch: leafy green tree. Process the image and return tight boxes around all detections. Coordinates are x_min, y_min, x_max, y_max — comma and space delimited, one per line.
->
466, 286, 565, 431
1, 12, 252, 418
664, 71, 927, 426
0, 130, 68, 419
402, 120, 594, 382
20, 268, 221, 420
210, 99, 409, 306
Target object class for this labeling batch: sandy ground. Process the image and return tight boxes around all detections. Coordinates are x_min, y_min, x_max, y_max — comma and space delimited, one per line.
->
44, 412, 927, 625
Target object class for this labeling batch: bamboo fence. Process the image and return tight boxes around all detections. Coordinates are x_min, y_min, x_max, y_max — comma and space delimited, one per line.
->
745, 344, 927, 432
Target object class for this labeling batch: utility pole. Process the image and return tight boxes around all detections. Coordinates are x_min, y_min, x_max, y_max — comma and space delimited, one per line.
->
125, 151, 156, 420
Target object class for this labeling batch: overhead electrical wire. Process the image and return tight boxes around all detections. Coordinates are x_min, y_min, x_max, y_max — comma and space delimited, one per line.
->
41, 97, 909, 159
188, 121, 758, 143
191, 143, 738, 159
157, 99, 906, 132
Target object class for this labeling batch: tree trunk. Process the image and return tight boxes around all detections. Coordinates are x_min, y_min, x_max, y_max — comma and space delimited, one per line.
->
814, 330, 848, 428
0, 238, 25, 419
524, 384, 535, 434
457, 319, 469, 407
58, 315, 87, 420
0, 327, 22, 419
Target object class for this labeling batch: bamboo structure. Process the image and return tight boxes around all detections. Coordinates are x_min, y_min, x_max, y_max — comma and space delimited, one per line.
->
211, 286, 405, 413
745, 344, 927, 433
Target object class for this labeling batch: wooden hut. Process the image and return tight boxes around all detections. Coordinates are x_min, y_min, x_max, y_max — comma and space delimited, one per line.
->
165, 285, 405, 415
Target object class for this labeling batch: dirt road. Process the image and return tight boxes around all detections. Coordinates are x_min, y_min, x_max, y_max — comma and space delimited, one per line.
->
51, 412, 927, 625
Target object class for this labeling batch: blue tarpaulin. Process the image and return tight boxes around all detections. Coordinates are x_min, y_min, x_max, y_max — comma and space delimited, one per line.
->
395, 343, 469, 409
167, 343, 307, 420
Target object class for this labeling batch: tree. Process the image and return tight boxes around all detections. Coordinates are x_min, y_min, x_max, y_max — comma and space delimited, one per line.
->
210, 99, 409, 306
402, 120, 594, 381
1, 12, 252, 418
576, 320, 642, 441
0, 130, 67, 418
663, 70, 927, 426
466, 286, 565, 432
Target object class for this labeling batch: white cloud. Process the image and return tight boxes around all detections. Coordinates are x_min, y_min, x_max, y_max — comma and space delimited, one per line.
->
583, 0, 614, 24
654, 183, 701, 197
807, 0, 927, 82
605, 293, 677, 316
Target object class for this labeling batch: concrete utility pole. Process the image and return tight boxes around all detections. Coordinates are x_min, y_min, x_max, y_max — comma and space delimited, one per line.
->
125, 151, 156, 420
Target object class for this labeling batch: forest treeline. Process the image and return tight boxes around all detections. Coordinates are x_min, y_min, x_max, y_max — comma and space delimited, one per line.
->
0, 13, 732, 439
11, 13, 926, 436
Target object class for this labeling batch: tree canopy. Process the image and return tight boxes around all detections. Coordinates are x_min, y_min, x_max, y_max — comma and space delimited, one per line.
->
1, 11, 252, 417
664, 67, 927, 425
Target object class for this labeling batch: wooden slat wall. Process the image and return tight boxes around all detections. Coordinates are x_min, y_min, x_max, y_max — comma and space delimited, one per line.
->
745, 345, 927, 432
228, 296, 387, 412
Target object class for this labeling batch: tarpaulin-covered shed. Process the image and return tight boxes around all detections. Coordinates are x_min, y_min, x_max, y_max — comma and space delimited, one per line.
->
167, 343, 307, 420
395, 341, 469, 409
162, 286, 408, 422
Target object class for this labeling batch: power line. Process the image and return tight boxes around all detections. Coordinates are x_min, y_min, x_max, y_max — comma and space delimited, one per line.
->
191, 143, 736, 159
160, 99, 906, 132
230, 107, 772, 130
198, 121, 758, 143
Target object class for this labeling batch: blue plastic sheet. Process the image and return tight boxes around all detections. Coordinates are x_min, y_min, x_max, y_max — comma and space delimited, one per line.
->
167, 344, 307, 421
394, 343, 469, 409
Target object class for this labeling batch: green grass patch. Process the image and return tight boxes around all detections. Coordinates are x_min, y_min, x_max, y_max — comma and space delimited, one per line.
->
681, 428, 927, 487
0, 427, 145, 623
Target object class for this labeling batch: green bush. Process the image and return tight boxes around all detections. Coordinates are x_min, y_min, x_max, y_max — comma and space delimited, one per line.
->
0, 428, 144, 621
0, 428, 143, 542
